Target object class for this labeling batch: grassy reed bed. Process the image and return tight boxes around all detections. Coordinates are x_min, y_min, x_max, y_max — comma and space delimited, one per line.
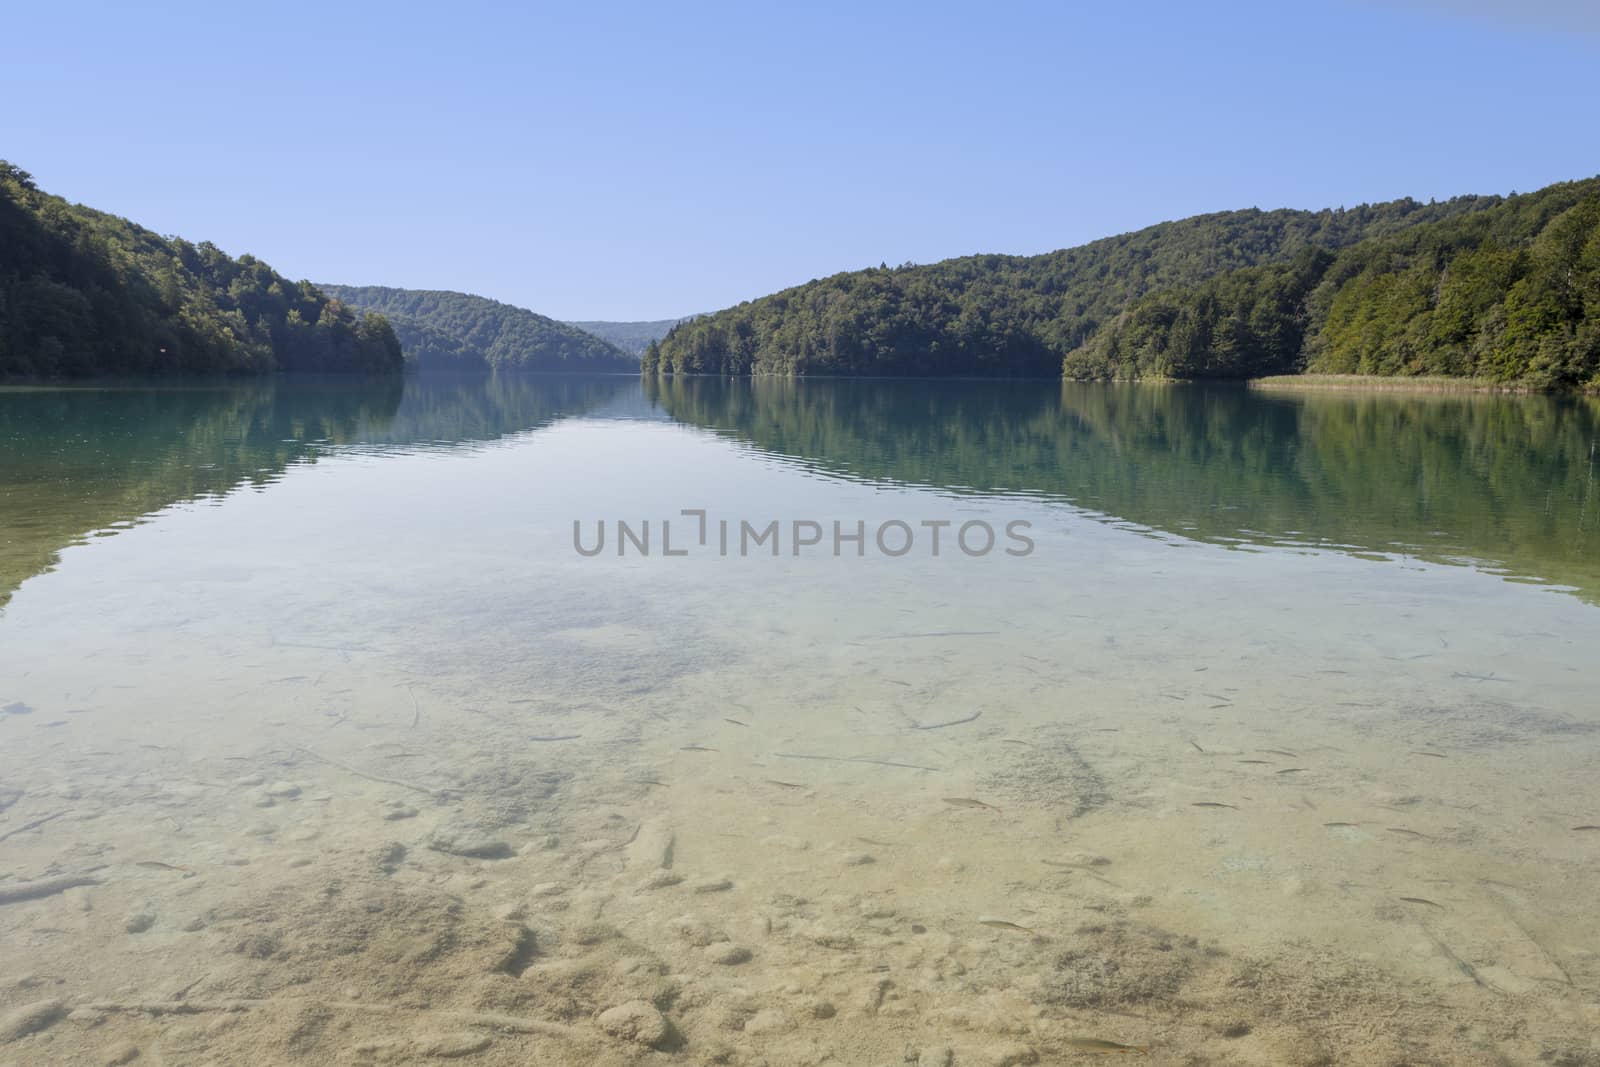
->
1248, 374, 1551, 394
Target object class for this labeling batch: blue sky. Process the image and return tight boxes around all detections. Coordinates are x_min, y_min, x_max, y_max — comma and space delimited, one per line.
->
3, 1, 1597, 320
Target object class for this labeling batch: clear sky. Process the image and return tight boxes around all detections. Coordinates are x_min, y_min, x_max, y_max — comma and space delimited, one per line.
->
4, 1, 1597, 321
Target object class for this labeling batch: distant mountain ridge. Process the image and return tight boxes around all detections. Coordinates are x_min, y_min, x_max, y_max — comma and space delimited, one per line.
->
564, 318, 690, 357
642, 178, 1600, 388
320, 285, 636, 373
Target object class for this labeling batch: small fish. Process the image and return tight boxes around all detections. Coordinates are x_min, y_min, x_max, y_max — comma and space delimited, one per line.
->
1188, 740, 1206, 754
1399, 896, 1444, 909
765, 780, 806, 789
1322, 821, 1360, 828
680, 745, 718, 752
943, 797, 1001, 813
1386, 827, 1429, 838
978, 918, 1037, 935
723, 718, 749, 727
1259, 749, 1299, 758
529, 734, 580, 742
1065, 1036, 1149, 1054
854, 836, 893, 847
1208, 703, 1231, 709
1237, 759, 1272, 765
135, 861, 190, 873
1275, 767, 1308, 775
629, 778, 667, 788
1572, 825, 1600, 831
1192, 802, 1238, 810
1410, 751, 1447, 759
998, 738, 1034, 746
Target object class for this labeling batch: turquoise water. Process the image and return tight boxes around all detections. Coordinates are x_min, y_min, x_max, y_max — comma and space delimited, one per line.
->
1, 376, 1597, 1065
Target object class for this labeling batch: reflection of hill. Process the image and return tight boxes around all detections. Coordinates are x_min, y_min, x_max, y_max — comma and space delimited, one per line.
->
0, 375, 633, 608
644, 377, 1600, 602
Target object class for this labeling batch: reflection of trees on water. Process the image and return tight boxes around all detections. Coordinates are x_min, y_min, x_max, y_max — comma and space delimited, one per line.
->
0, 374, 637, 607
645, 376, 1600, 602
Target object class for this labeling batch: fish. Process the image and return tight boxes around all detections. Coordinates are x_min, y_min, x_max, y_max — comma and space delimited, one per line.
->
978, 918, 1037, 935
1259, 749, 1299, 758
529, 734, 580, 742
1236, 759, 1272, 765
1322, 821, 1360, 828
1188, 740, 1206, 754
765, 780, 806, 789
1410, 751, 1447, 758
723, 718, 749, 727
680, 745, 718, 752
1275, 767, 1308, 775
135, 861, 190, 873
1399, 896, 1444, 909
1386, 827, 1429, 838
629, 778, 667, 788
1065, 1036, 1149, 1054
1572, 825, 1600, 831
1192, 802, 1238, 809
943, 797, 1001, 813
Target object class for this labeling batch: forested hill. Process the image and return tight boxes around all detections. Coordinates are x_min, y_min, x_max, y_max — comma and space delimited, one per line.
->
321, 286, 637, 373
1067, 177, 1600, 388
640, 190, 1510, 378
0, 162, 402, 378
564, 318, 688, 357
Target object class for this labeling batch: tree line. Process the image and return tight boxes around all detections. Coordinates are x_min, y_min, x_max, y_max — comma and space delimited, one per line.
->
642, 177, 1599, 388
1, 161, 401, 378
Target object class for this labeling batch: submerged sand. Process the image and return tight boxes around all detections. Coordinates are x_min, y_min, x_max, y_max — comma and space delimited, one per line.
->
3, 419, 1599, 1066
3, 627, 1599, 1066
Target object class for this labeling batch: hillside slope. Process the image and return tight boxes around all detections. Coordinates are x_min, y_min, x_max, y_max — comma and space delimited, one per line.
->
322, 285, 636, 373
642, 192, 1502, 377
0, 162, 401, 378
1068, 177, 1600, 387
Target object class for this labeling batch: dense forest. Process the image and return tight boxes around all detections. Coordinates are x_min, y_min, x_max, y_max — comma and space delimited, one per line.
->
1071, 177, 1600, 387
565, 318, 688, 356
0, 162, 402, 378
321, 285, 637, 373
643, 177, 1600, 388
642, 192, 1501, 377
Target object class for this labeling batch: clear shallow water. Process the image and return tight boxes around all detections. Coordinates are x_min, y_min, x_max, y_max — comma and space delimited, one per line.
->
1, 376, 1598, 1065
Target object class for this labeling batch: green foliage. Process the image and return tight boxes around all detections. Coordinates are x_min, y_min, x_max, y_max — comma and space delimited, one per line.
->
648, 194, 1500, 377
0, 162, 403, 378
1072, 178, 1600, 387
320, 285, 637, 373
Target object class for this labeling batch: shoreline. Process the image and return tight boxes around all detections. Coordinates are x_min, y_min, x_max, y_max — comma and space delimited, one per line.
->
1247, 373, 1567, 394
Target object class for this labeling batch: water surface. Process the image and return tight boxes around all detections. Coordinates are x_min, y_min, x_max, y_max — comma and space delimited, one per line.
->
1, 376, 1597, 1065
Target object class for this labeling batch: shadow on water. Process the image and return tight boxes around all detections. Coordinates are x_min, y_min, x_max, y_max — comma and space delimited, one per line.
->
644, 375, 1600, 602
0, 373, 638, 607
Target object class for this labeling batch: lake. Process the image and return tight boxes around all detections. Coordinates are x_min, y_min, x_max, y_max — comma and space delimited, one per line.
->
2, 375, 1598, 1065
